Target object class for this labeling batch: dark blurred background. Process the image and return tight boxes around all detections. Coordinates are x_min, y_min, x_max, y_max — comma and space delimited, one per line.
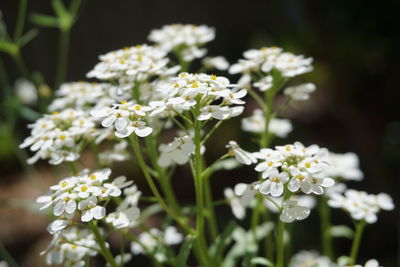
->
0, 0, 399, 266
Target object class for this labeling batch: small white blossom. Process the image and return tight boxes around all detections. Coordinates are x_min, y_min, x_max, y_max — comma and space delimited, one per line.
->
158, 135, 195, 167
202, 56, 230, 70
284, 83, 316, 100
241, 109, 293, 137
226, 141, 257, 165
15, 78, 37, 105
280, 200, 310, 223
289, 250, 336, 267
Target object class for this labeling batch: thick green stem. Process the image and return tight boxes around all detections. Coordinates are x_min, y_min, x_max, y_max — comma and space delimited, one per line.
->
55, 28, 70, 88
193, 119, 213, 265
349, 221, 366, 265
204, 176, 218, 241
89, 221, 118, 267
319, 196, 334, 260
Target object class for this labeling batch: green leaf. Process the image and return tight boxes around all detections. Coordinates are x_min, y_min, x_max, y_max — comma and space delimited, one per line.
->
29, 13, 59, 28
176, 236, 194, 267
209, 221, 237, 257
251, 257, 274, 266
20, 106, 41, 121
20, 28, 39, 47
212, 158, 241, 172
138, 203, 162, 223
330, 225, 354, 239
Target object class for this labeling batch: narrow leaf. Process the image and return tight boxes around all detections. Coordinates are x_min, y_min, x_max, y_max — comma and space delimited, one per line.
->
30, 13, 58, 28
20, 28, 39, 47
176, 236, 194, 267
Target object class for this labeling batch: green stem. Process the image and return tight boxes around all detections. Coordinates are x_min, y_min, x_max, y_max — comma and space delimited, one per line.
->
55, 28, 71, 88
201, 120, 224, 146
12, 52, 30, 80
276, 219, 285, 267
14, 0, 28, 42
276, 189, 291, 267
89, 221, 118, 267
129, 135, 194, 235
349, 220, 366, 265
204, 175, 218, 240
144, 135, 181, 215
319, 196, 334, 260
193, 115, 214, 266
262, 208, 274, 262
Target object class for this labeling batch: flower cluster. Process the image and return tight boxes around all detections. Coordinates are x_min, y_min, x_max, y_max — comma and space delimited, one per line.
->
91, 100, 153, 138
153, 72, 246, 120
42, 227, 99, 267
157, 135, 196, 167
19, 109, 96, 165
328, 189, 394, 223
229, 46, 313, 88
36, 168, 139, 234
130, 226, 183, 262
148, 24, 215, 61
87, 44, 178, 89
254, 142, 334, 197
48, 81, 114, 111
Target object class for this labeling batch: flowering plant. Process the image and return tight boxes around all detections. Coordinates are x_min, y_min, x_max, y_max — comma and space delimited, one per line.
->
14, 23, 394, 267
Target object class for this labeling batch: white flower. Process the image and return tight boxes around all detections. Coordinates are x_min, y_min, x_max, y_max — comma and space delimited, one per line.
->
42, 227, 99, 266
148, 24, 215, 61
99, 141, 130, 165
157, 135, 195, 167
264, 195, 316, 214
241, 109, 292, 137
20, 109, 96, 165
226, 141, 257, 165
289, 250, 335, 267
224, 187, 246, 220
328, 189, 394, 223
15, 78, 37, 105
350, 259, 381, 267
274, 52, 313, 77
280, 200, 310, 223
284, 83, 316, 100
322, 152, 363, 181
253, 75, 273, 91
164, 226, 183, 245
78, 196, 106, 222
87, 44, 174, 87
269, 118, 293, 138
259, 170, 289, 197
202, 56, 230, 70
106, 206, 140, 229
49, 81, 108, 111
91, 101, 153, 138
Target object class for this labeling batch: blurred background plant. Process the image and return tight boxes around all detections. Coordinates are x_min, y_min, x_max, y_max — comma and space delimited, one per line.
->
0, 0, 398, 266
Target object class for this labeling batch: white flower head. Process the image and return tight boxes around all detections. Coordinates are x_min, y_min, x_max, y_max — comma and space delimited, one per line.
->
284, 83, 316, 101
202, 56, 230, 70
226, 141, 257, 165
280, 200, 310, 223
15, 78, 37, 105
